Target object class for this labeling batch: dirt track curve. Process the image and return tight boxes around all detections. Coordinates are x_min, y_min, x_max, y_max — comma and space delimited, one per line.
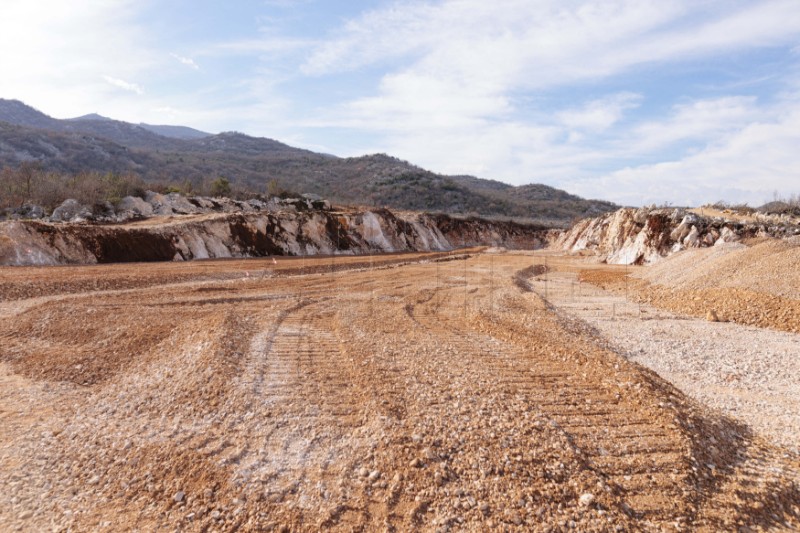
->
1, 251, 799, 532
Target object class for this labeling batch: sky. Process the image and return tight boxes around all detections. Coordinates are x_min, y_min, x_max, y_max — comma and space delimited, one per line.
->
1, 0, 800, 206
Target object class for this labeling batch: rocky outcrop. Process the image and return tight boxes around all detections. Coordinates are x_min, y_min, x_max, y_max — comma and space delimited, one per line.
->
0, 207, 546, 266
0, 191, 333, 224
557, 207, 800, 264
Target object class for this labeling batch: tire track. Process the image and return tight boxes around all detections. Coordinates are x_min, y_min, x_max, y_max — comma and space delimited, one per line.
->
406, 279, 692, 527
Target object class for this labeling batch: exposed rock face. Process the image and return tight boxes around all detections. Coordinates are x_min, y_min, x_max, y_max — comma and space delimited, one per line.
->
557, 207, 800, 264
0, 207, 545, 266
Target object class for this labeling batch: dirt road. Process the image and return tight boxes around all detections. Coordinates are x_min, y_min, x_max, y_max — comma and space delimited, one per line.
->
1, 251, 798, 531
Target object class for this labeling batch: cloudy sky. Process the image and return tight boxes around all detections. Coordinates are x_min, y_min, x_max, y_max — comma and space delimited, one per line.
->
2, 0, 800, 206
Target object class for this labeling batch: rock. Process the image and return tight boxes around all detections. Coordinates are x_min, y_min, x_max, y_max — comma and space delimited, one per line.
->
246, 199, 268, 210
669, 215, 698, 242
558, 206, 800, 263
13, 204, 45, 219
410, 458, 423, 468
173, 490, 185, 503
579, 493, 595, 507
91, 200, 116, 220
145, 191, 170, 214
368, 470, 381, 482
164, 193, 199, 215
117, 196, 153, 218
683, 226, 700, 248
359, 467, 370, 477
51, 199, 91, 222
715, 226, 741, 245
706, 310, 720, 322
18, 510, 33, 520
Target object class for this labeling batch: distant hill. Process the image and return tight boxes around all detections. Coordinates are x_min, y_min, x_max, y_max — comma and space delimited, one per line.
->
137, 123, 210, 140
0, 99, 617, 225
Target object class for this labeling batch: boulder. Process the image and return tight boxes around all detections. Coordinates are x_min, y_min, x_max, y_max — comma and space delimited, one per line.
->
683, 226, 700, 247
13, 204, 45, 219
91, 201, 116, 220
715, 226, 741, 245
116, 196, 153, 217
163, 193, 199, 215
145, 191, 172, 215
246, 198, 269, 211
670, 222, 692, 243
51, 199, 91, 222
189, 196, 217, 210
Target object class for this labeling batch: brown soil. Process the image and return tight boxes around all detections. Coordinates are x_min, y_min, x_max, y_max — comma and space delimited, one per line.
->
1, 251, 799, 531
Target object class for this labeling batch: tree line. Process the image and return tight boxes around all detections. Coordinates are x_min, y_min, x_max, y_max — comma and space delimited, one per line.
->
0, 163, 276, 211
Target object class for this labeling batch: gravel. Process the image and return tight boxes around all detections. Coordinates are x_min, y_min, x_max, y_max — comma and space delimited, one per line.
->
537, 270, 800, 452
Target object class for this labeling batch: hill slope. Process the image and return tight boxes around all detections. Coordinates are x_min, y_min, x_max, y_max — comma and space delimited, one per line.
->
0, 99, 617, 224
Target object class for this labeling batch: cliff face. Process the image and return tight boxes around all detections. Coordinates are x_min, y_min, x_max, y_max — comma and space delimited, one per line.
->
557, 207, 800, 264
0, 208, 546, 267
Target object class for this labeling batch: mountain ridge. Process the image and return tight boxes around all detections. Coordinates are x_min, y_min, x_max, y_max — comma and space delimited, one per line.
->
0, 98, 617, 225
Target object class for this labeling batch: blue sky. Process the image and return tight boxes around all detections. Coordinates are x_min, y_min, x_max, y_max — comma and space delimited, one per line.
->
2, 0, 800, 206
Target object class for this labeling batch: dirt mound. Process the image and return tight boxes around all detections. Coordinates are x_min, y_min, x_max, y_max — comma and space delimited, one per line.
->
576, 238, 800, 333
638, 239, 800, 300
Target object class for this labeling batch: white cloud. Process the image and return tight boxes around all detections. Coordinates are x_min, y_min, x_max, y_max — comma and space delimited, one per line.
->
564, 95, 800, 206
102, 75, 144, 95
301, 1, 800, 205
626, 96, 760, 153
557, 92, 642, 132
304, 1, 800, 86
0, 0, 154, 117
171, 53, 200, 70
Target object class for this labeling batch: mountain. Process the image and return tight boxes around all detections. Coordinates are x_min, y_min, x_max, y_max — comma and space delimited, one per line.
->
137, 123, 210, 140
69, 113, 114, 122
69, 112, 210, 140
0, 99, 61, 130
0, 99, 618, 225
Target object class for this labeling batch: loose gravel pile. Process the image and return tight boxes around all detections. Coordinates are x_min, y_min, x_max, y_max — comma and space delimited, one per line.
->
577, 239, 800, 334
639, 239, 800, 300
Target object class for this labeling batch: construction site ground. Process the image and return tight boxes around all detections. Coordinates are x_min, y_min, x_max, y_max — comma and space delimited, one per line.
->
1, 249, 799, 532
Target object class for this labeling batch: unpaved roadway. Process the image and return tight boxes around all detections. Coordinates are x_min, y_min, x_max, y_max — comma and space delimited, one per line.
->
1, 251, 798, 532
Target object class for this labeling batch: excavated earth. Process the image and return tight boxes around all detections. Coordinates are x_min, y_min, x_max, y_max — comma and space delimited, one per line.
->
1, 250, 800, 532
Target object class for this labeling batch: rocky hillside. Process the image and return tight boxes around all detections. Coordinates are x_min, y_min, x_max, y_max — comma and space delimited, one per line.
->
557, 206, 800, 264
0, 193, 548, 266
0, 99, 617, 225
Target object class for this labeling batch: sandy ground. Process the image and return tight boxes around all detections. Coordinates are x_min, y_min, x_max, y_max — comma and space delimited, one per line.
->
1, 251, 799, 532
